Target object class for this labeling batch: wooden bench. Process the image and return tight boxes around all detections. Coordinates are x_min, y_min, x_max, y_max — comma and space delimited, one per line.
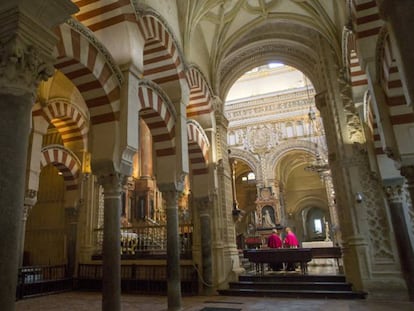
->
243, 248, 313, 275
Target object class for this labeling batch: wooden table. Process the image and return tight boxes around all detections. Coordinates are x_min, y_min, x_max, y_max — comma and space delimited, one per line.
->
243, 248, 313, 275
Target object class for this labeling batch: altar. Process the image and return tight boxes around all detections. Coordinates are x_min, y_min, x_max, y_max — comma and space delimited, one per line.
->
302, 241, 337, 268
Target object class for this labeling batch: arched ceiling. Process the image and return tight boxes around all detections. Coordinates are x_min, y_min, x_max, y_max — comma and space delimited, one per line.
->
275, 150, 322, 189
178, 0, 347, 99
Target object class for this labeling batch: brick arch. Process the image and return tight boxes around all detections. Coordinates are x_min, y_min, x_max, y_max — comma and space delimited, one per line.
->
138, 82, 177, 157
186, 66, 214, 118
137, 14, 186, 85
187, 120, 210, 175
40, 145, 81, 191
53, 21, 122, 125
33, 98, 88, 150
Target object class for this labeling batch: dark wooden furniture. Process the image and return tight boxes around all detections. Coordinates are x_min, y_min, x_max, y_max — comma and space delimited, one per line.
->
243, 248, 313, 275
310, 247, 342, 271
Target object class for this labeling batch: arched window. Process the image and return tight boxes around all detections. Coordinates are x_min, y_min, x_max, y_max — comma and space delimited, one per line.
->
247, 172, 256, 180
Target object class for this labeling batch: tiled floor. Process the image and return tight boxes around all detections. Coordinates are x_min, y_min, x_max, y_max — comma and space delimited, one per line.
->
15, 291, 414, 311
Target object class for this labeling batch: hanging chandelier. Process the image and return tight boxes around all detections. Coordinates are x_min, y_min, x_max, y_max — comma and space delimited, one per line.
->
304, 106, 330, 175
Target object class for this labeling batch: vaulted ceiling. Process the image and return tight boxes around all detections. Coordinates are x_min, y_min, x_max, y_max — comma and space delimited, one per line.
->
178, 0, 347, 98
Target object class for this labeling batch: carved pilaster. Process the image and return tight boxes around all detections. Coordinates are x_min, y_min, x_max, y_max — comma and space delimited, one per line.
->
337, 70, 365, 144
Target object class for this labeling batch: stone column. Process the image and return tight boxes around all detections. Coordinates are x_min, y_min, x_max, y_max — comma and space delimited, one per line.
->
378, 0, 414, 106
140, 118, 153, 178
397, 167, 414, 300
315, 46, 408, 297
99, 173, 123, 311
18, 190, 37, 266
159, 183, 182, 311
0, 3, 77, 309
213, 98, 242, 285
194, 196, 214, 295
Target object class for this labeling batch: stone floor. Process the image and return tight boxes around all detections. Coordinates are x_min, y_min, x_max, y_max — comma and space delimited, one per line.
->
15, 263, 413, 310
15, 291, 414, 311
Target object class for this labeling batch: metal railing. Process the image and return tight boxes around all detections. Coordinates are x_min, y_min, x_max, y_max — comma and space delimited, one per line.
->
77, 263, 198, 295
16, 264, 72, 299
93, 224, 193, 258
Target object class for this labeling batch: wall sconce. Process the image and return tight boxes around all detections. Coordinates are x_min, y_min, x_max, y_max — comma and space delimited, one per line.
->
355, 192, 363, 203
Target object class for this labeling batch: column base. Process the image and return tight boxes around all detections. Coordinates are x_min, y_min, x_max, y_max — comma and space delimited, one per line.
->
364, 278, 409, 301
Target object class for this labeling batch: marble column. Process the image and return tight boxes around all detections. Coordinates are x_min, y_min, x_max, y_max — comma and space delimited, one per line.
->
99, 173, 123, 311
0, 2, 77, 308
195, 196, 214, 295
378, 0, 414, 106
0, 88, 36, 310
160, 184, 182, 311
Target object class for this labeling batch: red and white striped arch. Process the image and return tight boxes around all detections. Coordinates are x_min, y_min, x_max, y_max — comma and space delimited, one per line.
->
186, 66, 213, 118
72, 0, 135, 32
379, 30, 414, 127
351, 0, 382, 40
40, 146, 81, 191
137, 15, 185, 85
364, 92, 383, 155
138, 84, 176, 157
33, 99, 88, 150
187, 120, 210, 175
53, 23, 121, 125
345, 31, 368, 88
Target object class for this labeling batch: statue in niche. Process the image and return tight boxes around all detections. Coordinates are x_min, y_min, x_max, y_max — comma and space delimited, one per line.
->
262, 206, 276, 228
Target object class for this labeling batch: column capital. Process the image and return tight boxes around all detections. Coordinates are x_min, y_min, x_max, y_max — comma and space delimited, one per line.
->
384, 183, 404, 203
98, 173, 124, 197
400, 165, 414, 185
0, 2, 78, 96
193, 196, 211, 216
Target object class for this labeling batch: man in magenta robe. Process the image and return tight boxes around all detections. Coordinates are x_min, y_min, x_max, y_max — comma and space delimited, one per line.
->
267, 229, 282, 271
283, 227, 299, 271
283, 227, 299, 248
